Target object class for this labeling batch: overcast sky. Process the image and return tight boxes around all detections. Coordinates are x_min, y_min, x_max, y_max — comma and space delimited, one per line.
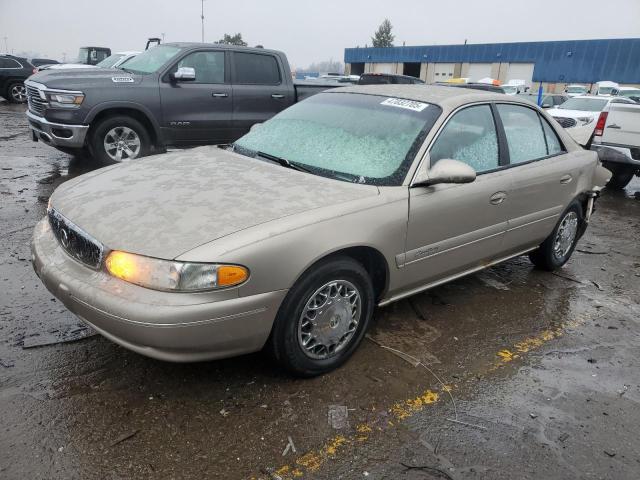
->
1, 0, 639, 68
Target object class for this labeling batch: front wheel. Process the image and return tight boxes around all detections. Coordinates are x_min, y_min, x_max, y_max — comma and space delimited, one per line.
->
267, 257, 375, 377
90, 116, 151, 165
529, 202, 583, 271
7, 82, 27, 103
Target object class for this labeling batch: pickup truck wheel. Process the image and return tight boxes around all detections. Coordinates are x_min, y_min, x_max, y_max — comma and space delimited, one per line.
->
268, 257, 374, 377
91, 116, 150, 165
529, 201, 583, 271
607, 167, 634, 190
7, 82, 27, 103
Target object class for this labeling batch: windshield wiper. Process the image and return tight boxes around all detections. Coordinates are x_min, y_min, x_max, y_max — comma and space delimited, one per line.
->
256, 151, 312, 174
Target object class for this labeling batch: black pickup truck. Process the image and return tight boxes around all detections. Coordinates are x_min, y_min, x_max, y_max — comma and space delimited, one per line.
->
25, 43, 333, 163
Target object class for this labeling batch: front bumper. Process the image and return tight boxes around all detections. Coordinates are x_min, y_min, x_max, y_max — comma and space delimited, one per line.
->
31, 219, 287, 362
27, 110, 89, 149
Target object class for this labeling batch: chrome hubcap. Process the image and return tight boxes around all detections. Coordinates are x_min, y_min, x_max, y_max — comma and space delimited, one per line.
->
11, 84, 26, 102
553, 211, 579, 260
104, 126, 141, 161
297, 280, 361, 360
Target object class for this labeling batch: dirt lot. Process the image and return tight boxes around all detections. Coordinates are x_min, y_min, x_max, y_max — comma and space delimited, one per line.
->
1, 100, 639, 480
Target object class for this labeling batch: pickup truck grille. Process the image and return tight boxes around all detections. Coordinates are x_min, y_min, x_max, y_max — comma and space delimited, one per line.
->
48, 208, 105, 270
26, 85, 47, 116
554, 117, 577, 129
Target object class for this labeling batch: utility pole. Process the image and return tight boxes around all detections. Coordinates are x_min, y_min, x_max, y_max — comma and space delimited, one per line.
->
201, 0, 205, 43
62, 52, 66, 62
3, 37, 8, 53
161, 32, 166, 43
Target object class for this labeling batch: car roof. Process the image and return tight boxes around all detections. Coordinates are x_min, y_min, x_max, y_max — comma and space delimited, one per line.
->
113, 51, 140, 55
332, 84, 509, 109
162, 42, 283, 55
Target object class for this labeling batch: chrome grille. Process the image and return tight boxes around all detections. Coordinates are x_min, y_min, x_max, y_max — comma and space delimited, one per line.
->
554, 117, 577, 129
26, 85, 47, 116
48, 208, 104, 269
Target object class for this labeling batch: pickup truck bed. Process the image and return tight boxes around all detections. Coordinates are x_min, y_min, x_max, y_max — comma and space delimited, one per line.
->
591, 102, 640, 189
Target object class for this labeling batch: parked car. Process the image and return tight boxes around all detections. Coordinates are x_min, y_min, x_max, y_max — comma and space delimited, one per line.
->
501, 84, 519, 95
39, 51, 140, 71
616, 86, 640, 103
593, 81, 619, 96
25, 43, 336, 163
565, 84, 588, 97
517, 93, 568, 108
548, 95, 636, 145
591, 101, 640, 189
502, 79, 528, 94
32, 85, 610, 376
357, 73, 425, 85
0, 54, 35, 103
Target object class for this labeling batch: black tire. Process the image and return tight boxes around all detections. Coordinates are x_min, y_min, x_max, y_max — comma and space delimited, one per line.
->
607, 167, 635, 190
89, 115, 151, 165
267, 256, 375, 377
7, 82, 27, 103
529, 201, 583, 271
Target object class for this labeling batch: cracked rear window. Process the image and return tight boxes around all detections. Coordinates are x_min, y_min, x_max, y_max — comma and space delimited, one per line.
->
233, 92, 442, 185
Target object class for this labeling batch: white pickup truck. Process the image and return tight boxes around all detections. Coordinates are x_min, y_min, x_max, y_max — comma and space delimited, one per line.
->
590, 101, 640, 189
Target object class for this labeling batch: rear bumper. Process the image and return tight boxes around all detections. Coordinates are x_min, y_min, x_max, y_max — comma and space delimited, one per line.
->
31, 219, 287, 362
591, 143, 640, 168
27, 110, 89, 149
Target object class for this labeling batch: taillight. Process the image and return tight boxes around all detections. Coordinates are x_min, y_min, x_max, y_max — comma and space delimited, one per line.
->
594, 111, 608, 136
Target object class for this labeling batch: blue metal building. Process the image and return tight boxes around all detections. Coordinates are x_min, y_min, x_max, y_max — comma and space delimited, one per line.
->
344, 38, 640, 84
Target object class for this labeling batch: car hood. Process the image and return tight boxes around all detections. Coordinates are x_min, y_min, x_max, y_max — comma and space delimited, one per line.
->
30, 68, 143, 89
49, 146, 379, 259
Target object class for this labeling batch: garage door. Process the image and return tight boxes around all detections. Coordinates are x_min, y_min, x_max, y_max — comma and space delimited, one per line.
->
433, 63, 455, 81
467, 63, 493, 82
506, 63, 535, 85
372, 63, 395, 74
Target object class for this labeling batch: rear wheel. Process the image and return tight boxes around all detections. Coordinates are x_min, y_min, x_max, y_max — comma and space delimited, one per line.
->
529, 201, 583, 271
267, 257, 374, 377
7, 82, 27, 103
90, 116, 151, 165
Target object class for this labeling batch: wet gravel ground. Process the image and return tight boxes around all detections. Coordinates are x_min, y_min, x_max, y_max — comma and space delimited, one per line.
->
1, 100, 639, 480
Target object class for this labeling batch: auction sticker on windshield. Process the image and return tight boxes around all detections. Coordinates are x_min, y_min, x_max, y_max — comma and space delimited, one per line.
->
381, 98, 429, 112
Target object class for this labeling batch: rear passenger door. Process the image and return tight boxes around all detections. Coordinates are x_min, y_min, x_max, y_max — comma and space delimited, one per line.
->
496, 104, 582, 252
231, 51, 291, 137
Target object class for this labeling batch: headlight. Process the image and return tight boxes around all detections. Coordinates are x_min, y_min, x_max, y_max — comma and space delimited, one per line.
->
105, 250, 249, 292
45, 91, 85, 108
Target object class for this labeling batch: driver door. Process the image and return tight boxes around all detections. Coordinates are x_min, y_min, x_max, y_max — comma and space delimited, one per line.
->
401, 104, 512, 290
159, 50, 233, 144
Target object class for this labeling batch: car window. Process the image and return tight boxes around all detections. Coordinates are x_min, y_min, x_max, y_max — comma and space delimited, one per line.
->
497, 104, 548, 164
233, 52, 280, 85
0, 58, 22, 68
430, 105, 499, 173
541, 117, 564, 155
172, 51, 225, 84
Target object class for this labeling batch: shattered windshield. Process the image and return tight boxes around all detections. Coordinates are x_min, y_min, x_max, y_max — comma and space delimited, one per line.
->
233, 92, 442, 185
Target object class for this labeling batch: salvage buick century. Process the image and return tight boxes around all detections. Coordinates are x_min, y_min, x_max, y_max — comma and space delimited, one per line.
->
32, 85, 611, 376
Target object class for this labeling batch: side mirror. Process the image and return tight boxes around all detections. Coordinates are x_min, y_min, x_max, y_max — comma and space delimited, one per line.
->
413, 158, 476, 187
172, 67, 196, 82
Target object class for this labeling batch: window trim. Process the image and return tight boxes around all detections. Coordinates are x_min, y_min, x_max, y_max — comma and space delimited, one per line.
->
493, 102, 567, 169
161, 49, 229, 84
230, 51, 282, 86
0, 57, 23, 69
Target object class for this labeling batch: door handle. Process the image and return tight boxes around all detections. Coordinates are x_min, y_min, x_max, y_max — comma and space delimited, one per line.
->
212, 92, 228, 98
560, 174, 573, 184
271, 94, 285, 99
489, 191, 507, 205
606, 124, 621, 129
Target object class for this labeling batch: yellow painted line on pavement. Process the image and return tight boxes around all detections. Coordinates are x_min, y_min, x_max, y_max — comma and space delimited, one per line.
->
259, 315, 587, 479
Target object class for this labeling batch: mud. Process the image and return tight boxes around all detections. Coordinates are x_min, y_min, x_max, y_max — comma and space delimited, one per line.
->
1, 99, 639, 479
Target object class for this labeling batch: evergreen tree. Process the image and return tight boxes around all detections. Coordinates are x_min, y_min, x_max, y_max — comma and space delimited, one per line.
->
372, 19, 394, 48
217, 33, 248, 46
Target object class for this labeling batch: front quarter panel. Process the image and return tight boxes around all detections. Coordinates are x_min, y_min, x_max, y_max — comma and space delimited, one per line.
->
176, 187, 409, 302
